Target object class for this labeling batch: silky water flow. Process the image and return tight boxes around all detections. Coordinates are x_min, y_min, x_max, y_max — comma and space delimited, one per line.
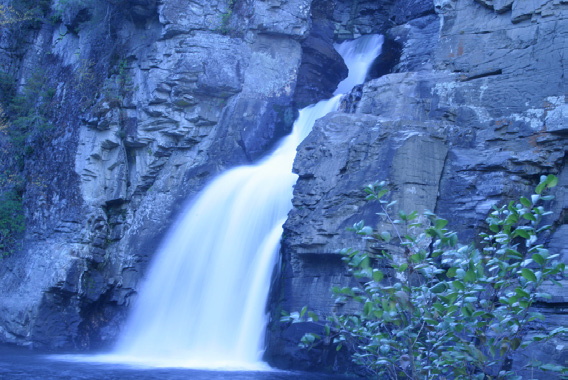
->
67, 34, 384, 370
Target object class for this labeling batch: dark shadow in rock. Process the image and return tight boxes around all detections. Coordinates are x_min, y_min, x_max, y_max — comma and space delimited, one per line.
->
294, 19, 348, 108
366, 34, 402, 81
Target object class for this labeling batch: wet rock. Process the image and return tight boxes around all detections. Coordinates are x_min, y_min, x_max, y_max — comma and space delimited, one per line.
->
268, 0, 568, 372
294, 19, 348, 107
390, 0, 436, 24
0, 0, 309, 349
365, 34, 403, 80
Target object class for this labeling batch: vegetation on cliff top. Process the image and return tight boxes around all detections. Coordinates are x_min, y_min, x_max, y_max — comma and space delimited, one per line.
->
283, 175, 567, 379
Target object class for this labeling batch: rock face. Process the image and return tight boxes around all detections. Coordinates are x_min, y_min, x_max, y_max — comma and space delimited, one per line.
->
0, 0, 566, 376
0, 0, 317, 348
266, 0, 568, 373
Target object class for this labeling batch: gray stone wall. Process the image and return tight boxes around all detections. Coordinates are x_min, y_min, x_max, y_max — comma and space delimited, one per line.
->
268, 0, 567, 372
0, 0, 314, 348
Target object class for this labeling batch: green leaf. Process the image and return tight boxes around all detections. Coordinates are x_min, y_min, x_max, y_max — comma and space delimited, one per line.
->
506, 248, 523, 259
514, 288, 530, 299
380, 231, 391, 242
410, 253, 422, 263
464, 270, 477, 283
520, 196, 532, 208
514, 228, 531, 239
506, 212, 519, 224
461, 305, 473, 317
522, 212, 536, 222
452, 280, 465, 291
352, 221, 364, 231
407, 210, 418, 221
359, 226, 373, 235
456, 268, 466, 279
532, 253, 545, 266
447, 267, 458, 278
531, 334, 548, 342
521, 268, 537, 282
447, 305, 459, 314
546, 174, 558, 188
535, 175, 557, 194
301, 333, 319, 344
372, 269, 384, 283
449, 233, 458, 247
511, 337, 521, 350
538, 363, 565, 372
550, 327, 568, 336
360, 256, 371, 269
430, 282, 448, 294
500, 343, 509, 356
364, 301, 373, 316
300, 306, 308, 318
435, 218, 449, 229
432, 249, 444, 258
397, 263, 408, 272
528, 312, 545, 322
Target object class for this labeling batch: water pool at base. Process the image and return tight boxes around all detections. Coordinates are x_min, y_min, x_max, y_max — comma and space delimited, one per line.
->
0, 346, 354, 380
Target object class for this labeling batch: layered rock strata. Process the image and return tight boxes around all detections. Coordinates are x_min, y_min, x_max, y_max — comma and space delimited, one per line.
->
0, 0, 314, 348
267, 0, 568, 373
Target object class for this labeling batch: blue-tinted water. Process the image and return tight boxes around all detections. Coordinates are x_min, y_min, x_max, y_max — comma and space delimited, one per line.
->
0, 346, 353, 379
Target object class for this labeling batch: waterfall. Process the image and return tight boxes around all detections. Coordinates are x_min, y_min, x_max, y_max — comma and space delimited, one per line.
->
109, 34, 384, 370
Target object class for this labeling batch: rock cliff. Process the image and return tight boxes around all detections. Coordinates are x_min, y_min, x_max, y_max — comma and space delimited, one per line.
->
0, 0, 312, 348
0, 0, 566, 375
266, 0, 568, 373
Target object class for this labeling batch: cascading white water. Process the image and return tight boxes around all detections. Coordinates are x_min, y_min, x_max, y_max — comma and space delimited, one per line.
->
106, 34, 383, 370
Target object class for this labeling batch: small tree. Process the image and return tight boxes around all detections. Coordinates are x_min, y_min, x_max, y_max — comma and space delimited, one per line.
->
282, 175, 567, 379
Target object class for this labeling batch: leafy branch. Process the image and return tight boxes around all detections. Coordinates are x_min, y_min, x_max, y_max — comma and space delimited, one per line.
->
282, 175, 566, 379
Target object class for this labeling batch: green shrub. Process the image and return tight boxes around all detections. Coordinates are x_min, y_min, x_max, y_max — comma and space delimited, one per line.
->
0, 0, 50, 28
219, 0, 235, 35
0, 189, 25, 257
0, 68, 53, 257
283, 175, 567, 379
